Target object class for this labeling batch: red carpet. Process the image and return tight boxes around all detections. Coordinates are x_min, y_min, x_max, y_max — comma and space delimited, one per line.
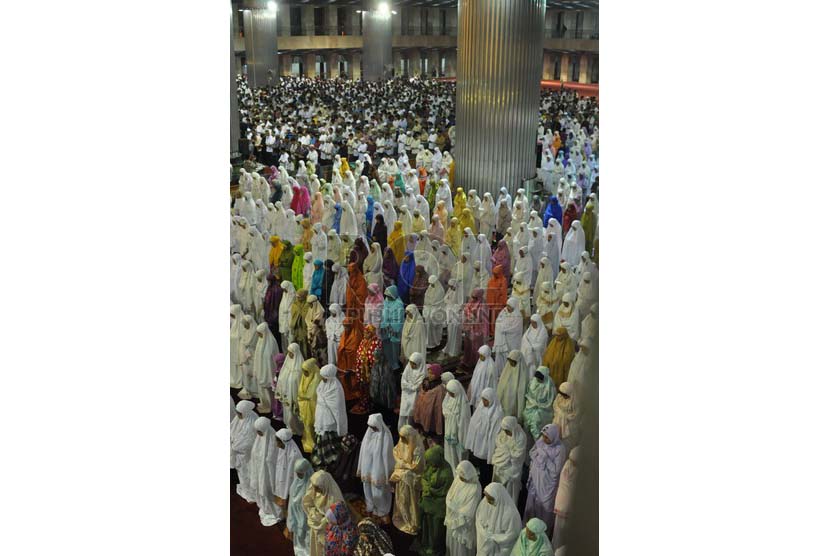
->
436, 76, 599, 98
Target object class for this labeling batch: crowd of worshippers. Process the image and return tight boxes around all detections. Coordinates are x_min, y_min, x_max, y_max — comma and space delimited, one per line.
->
230, 119, 598, 555
237, 76, 456, 173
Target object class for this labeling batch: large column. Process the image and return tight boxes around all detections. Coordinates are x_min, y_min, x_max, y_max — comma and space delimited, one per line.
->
350, 52, 362, 80
542, 51, 555, 80
327, 52, 339, 79
455, 0, 545, 198
230, 1, 240, 158
579, 53, 589, 84
560, 53, 570, 82
408, 49, 421, 77
305, 53, 318, 78
242, 1, 278, 89
362, 5, 393, 80
428, 50, 440, 77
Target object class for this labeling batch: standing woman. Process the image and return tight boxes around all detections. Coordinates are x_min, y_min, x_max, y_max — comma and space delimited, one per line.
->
286, 458, 313, 556
401, 305, 427, 364
465, 388, 504, 484
346, 262, 368, 323
277, 344, 304, 436
325, 502, 359, 556
399, 352, 428, 430
444, 460, 482, 556
496, 350, 528, 420
461, 289, 489, 370
442, 279, 464, 358
418, 446, 454, 556
522, 367, 556, 442
290, 289, 310, 357
390, 425, 426, 536
305, 295, 328, 365
297, 357, 321, 453
363, 284, 384, 330
552, 447, 580, 551
510, 519, 554, 556
380, 285, 405, 370
231, 400, 258, 502
354, 324, 382, 415
543, 292, 580, 388
381, 247, 399, 289
311, 364, 348, 470
325, 304, 345, 368
355, 518, 394, 556
248, 417, 280, 525
491, 416, 527, 504
357, 413, 395, 523
337, 317, 363, 402
253, 323, 278, 414
237, 315, 258, 401
521, 315, 549, 373
363, 243, 384, 289
279, 280, 297, 346
474, 483, 522, 556
303, 470, 345, 556
524, 424, 567, 531
442, 379, 471, 472
230, 304, 244, 388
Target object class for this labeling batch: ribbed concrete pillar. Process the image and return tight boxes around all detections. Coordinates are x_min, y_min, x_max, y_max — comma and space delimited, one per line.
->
455, 0, 545, 198
242, 1, 278, 89
362, 9, 393, 81
230, 1, 240, 157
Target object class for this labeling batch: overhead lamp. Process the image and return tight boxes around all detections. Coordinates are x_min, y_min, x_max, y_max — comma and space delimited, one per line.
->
378, 2, 391, 18
267, 1, 277, 12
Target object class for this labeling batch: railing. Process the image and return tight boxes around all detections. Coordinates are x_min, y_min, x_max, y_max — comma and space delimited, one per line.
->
550, 28, 599, 40
279, 25, 358, 37
401, 24, 457, 37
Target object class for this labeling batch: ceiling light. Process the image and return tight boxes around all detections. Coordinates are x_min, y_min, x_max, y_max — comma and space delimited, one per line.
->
267, 1, 277, 12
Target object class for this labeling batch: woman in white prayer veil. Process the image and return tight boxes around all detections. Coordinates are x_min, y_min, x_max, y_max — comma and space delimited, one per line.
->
533, 257, 555, 309
314, 363, 348, 438
325, 230, 341, 263
311, 223, 327, 262
273, 428, 303, 519
453, 252, 475, 300
513, 246, 532, 283
512, 272, 532, 318
240, 191, 258, 225
551, 263, 576, 314
399, 206, 413, 235
575, 251, 598, 285
521, 315, 549, 372
231, 400, 258, 503
575, 271, 598, 319
404, 187, 418, 213
442, 279, 464, 357
560, 221, 585, 267
467, 345, 497, 409
414, 231, 431, 267
492, 416, 528, 504
476, 194, 496, 241
432, 148, 444, 173
423, 276, 446, 349
399, 351, 427, 430
496, 350, 527, 419
493, 297, 524, 372
442, 380, 471, 473
254, 269, 268, 319
230, 304, 244, 388
279, 281, 296, 347
325, 304, 345, 366
287, 459, 312, 556
358, 175, 370, 197
253, 322, 278, 413
356, 193, 369, 236
415, 194, 430, 220
527, 227, 545, 285
330, 263, 348, 307
402, 304, 427, 364
496, 187, 512, 211
302, 252, 314, 291
382, 200, 398, 231
445, 460, 482, 556
273, 202, 289, 239
238, 260, 256, 315
381, 183, 395, 206
282, 182, 294, 211
304, 470, 346, 556
436, 179, 454, 215
475, 482, 522, 556
238, 315, 258, 400
358, 413, 396, 520
249, 417, 281, 525
231, 253, 243, 304
552, 446, 580, 551
475, 234, 493, 274
580, 303, 598, 347
460, 228, 476, 260
340, 200, 360, 237
464, 388, 504, 463
363, 243, 383, 288
277, 343, 304, 435
344, 170, 356, 190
